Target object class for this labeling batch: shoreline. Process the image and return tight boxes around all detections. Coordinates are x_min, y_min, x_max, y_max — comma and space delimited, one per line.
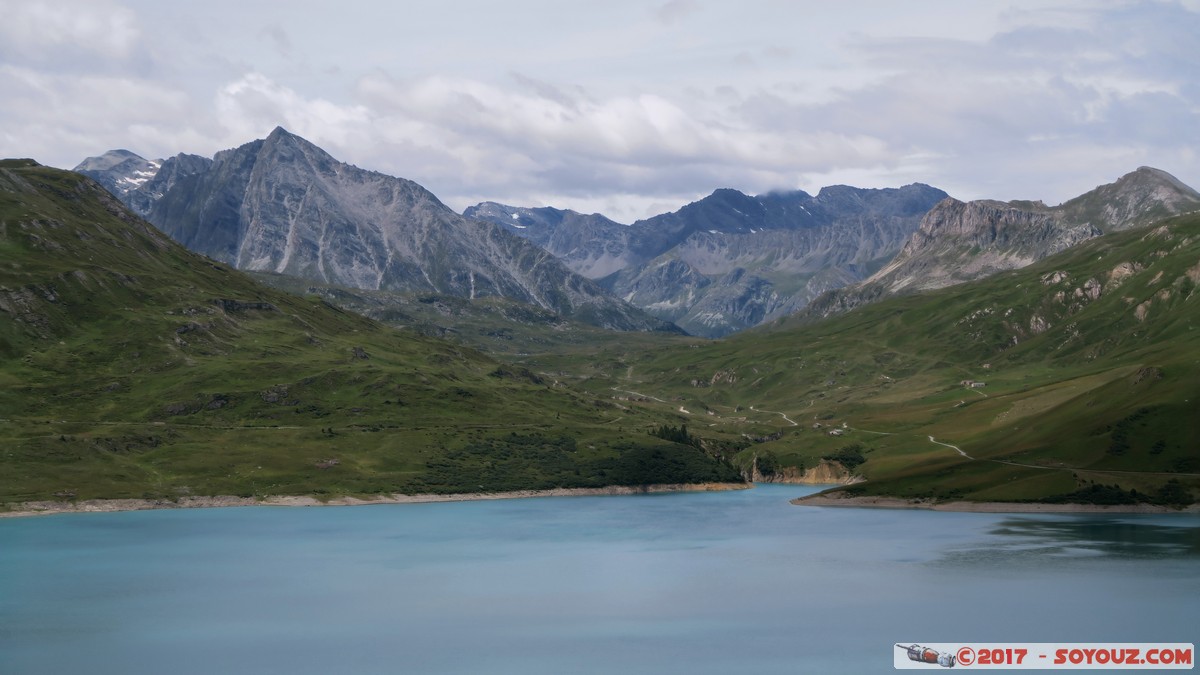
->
792, 492, 1200, 514
0, 482, 750, 519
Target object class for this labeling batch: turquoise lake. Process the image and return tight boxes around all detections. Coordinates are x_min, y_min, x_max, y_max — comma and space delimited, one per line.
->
1, 484, 1197, 673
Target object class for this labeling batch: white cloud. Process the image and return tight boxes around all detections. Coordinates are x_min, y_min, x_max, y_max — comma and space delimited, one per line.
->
655, 0, 701, 25
0, 0, 1196, 219
214, 73, 370, 150
727, 2, 1200, 204
0, 64, 197, 165
0, 0, 140, 64
353, 73, 892, 204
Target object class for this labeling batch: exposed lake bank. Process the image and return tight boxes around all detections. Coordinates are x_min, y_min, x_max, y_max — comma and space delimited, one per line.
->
793, 491, 1200, 514
10, 482, 1194, 518
0, 482, 750, 518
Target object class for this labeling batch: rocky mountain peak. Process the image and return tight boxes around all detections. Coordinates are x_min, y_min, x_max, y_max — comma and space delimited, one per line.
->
814, 184, 869, 205
707, 187, 763, 210
259, 126, 332, 165
74, 149, 146, 172
84, 130, 674, 333
1058, 166, 1200, 232
657, 188, 768, 237
73, 149, 162, 199
1126, 166, 1196, 192
255, 127, 335, 175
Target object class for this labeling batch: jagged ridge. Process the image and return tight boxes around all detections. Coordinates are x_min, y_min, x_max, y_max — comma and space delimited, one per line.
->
469, 183, 949, 336
799, 167, 1200, 322
76, 129, 675, 333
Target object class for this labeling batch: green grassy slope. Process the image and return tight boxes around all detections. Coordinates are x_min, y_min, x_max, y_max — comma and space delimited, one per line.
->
557, 214, 1200, 504
0, 161, 741, 505
246, 271, 685, 358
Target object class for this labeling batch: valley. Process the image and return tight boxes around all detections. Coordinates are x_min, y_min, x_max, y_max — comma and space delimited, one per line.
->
530, 213, 1200, 507
6, 7, 1199, 673
3, 136, 1198, 512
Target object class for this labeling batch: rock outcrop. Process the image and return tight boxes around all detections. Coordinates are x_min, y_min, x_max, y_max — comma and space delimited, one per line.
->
799, 167, 1200, 322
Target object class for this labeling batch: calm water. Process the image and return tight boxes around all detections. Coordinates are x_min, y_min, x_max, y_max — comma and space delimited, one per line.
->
1, 484, 1197, 674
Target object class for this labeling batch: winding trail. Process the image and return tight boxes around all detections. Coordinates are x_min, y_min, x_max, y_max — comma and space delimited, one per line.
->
610, 387, 668, 403
919, 436, 1196, 476
927, 435, 1056, 470
928, 435, 972, 459
749, 406, 798, 427
927, 435, 1063, 471
596, 385, 1200, 481
848, 426, 893, 436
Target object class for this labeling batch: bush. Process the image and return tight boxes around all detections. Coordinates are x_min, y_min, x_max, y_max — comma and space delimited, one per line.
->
756, 451, 779, 477
823, 443, 866, 471
1154, 479, 1194, 506
650, 424, 700, 449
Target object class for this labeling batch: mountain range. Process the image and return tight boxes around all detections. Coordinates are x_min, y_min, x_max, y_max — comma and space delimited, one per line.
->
75, 129, 675, 333
468, 184, 949, 336
79, 132, 1200, 342
471, 167, 1200, 336
798, 167, 1200, 323
3, 130, 1197, 507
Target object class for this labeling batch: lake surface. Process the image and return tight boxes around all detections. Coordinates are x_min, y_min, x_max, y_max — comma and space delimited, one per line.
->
1, 484, 1197, 674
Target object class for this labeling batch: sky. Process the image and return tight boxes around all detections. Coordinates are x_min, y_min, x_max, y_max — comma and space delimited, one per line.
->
1, 0, 1197, 222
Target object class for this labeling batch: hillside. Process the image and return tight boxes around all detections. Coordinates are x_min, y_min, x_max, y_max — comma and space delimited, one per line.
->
551, 212, 1200, 505
247, 270, 697, 358
0, 160, 741, 506
803, 167, 1200, 322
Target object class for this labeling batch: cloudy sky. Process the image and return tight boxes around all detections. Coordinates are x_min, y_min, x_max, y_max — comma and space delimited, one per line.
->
1, 0, 1197, 221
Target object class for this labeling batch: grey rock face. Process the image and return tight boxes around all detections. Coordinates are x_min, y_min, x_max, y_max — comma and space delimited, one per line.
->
88, 128, 675, 333
801, 167, 1200, 322
871, 198, 1103, 294
465, 203, 634, 279
124, 153, 212, 218
471, 183, 948, 336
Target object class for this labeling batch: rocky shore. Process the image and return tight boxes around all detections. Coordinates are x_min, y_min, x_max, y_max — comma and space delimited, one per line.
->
0, 482, 750, 518
793, 491, 1200, 514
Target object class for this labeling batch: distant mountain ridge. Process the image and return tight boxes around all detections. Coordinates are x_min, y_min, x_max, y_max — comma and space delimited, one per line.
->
75, 129, 677, 333
463, 203, 632, 279
74, 149, 162, 199
799, 166, 1200, 322
469, 183, 949, 336
77, 139, 1199, 339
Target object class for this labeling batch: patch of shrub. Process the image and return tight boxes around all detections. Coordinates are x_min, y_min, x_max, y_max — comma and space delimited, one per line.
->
822, 443, 866, 471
